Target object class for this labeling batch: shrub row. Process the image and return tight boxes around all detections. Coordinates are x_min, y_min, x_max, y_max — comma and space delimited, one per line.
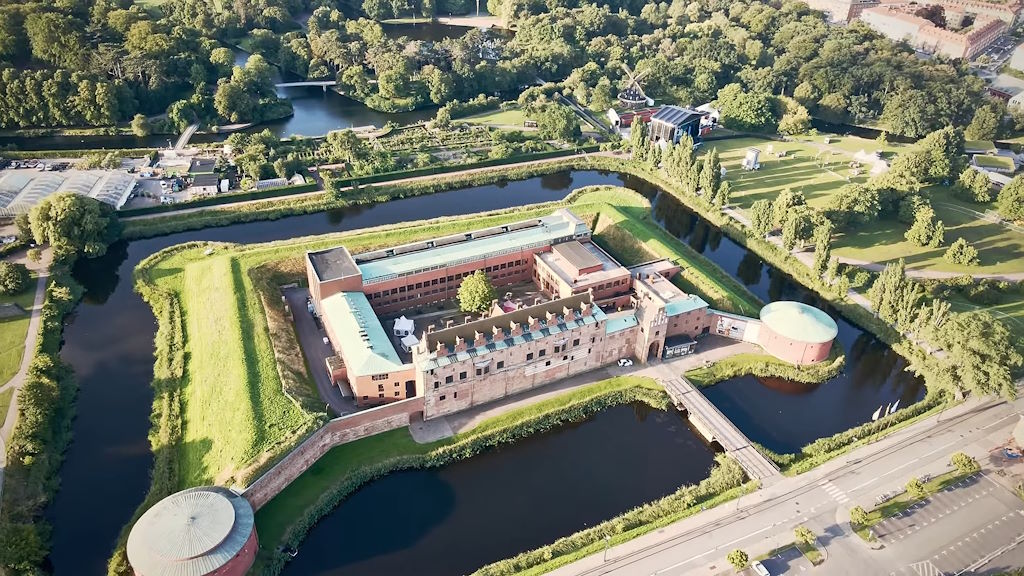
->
0, 272, 81, 573
118, 182, 321, 217
443, 95, 502, 119
262, 384, 681, 575
0, 240, 26, 258
1, 148, 158, 159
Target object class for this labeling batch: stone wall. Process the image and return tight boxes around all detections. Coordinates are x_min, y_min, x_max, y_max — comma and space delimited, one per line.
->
243, 396, 425, 510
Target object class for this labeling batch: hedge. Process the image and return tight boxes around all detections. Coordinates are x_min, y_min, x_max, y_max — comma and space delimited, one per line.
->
117, 182, 321, 217
0, 271, 82, 573
1, 148, 158, 159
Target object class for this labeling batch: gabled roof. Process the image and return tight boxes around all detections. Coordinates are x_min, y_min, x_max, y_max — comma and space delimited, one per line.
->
651, 105, 705, 128
321, 292, 407, 377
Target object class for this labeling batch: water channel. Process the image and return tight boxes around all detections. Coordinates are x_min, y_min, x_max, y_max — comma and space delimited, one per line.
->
47, 169, 923, 574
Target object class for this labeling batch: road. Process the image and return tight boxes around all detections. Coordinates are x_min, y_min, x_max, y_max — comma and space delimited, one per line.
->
549, 394, 1024, 576
282, 286, 354, 416
173, 122, 199, 151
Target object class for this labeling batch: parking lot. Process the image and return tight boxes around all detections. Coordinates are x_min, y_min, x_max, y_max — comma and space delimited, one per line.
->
974, 34, 1019, 70
876, 473, 1024, 576
755, 546, 814, 575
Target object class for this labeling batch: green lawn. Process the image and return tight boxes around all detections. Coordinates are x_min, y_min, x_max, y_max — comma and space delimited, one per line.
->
973, 155, 1015, 171
853, 470, 969, 541
0, 387, 13, 428
461, 106, 530, 127
0, 282, 38, 386
704, 135, 1024, 274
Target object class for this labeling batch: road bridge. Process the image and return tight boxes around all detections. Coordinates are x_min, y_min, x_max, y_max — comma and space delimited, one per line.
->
660, 375, 780, 481
275, 80, 338, 90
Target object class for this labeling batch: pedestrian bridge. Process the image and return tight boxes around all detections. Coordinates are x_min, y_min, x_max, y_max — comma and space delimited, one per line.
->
660, 376, 780, 481
275, 80, 338, 89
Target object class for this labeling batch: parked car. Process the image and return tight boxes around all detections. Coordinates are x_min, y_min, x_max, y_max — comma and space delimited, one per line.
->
752, 561, 770, 576
617, 358, 633, 367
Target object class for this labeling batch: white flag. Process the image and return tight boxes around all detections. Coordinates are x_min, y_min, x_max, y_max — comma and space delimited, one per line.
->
871, 405, 883, 421
889, 399, 900, 414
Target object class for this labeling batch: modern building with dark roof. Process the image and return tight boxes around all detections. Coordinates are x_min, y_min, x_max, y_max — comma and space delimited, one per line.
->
305, 209, 838, 416
126, 486, 257, 576
649, 105, 706, 144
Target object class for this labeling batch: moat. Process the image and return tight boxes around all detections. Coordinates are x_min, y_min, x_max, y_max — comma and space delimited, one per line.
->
48, 169, 923, 574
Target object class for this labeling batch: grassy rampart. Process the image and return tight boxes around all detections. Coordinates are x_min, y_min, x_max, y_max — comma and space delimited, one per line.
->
684, 350, 845, 388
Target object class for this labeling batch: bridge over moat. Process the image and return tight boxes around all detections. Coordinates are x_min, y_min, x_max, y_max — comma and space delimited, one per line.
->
659, 373, 780, 482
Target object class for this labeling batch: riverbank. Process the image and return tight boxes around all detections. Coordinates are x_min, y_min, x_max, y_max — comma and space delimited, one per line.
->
684, 351, 845, 388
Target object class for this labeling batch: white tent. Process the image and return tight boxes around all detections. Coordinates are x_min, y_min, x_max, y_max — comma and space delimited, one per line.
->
393, 316, 414, 337
401, 334, 419, 353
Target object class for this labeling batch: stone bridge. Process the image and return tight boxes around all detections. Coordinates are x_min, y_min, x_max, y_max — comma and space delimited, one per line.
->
660, 375, 780, 482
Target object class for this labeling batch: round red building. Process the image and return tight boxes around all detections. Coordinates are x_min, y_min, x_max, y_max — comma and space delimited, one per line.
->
757, 301, 838, 365
126, 486, 257, 576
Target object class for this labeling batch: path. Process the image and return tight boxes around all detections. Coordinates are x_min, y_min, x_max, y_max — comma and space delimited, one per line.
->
282, 286, 354, 416
0, 269, 49, 513
173, 123, 199, 151
122, 150, 623, 221
720, 205, 1024, 281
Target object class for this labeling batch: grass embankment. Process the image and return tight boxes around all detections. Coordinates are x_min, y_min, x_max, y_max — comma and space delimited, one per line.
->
684, 351, 844, 388
0, 272, 81, 573
461, 105, 529, 127
0, 387, 13, 427
0, 283, 37, 385
853, 470, 969, 541
254, 375, 751, 576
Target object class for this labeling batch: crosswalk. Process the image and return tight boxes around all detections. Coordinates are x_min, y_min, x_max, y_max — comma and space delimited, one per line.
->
818, 479, 850, 504
910, 560, 944, 576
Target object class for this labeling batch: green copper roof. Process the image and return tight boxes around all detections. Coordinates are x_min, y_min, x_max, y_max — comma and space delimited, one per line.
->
321, 292, 407, 377
759, 301, 838, 344
605, 313, 638, 334
664, 294, 708, 317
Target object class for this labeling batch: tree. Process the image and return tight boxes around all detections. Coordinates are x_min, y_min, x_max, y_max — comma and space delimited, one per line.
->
782, 205, 815, 251
906, 477, 927, 500
210, 47, 235, 75
772, 188, 806, 227
882, 88, 933, 138
29, 193, 121, 261
214, 81, 254, 123
716, 83, 774, 131
951, 452, 980, 475
944, 238, 979, 266
928, 311, 1022, 398
630, 118, 649, 161
953, 167, 994, 203
965, 105, 1001, 141
825, 184, 880, 228
699, 148, 721, 199
905, 207, 942, 247
431, 107, 452, 130
14, 213, 32, 242
917, 126, 964, 183
326, 129, 367, 162
0, 262, 30, 295
457, 270, 496, 314
812, 220, 833, 278
130, 113, 151, 137
794, 526, 816, 547
849, 506, 869, 526
423, 65, 454, 105
537, 104, 580, 142
727, 549, 749, 571
750, 199, 774, 238
998, 174, 1024, 221
868, 259, 924, 329
715, 181, 732, 208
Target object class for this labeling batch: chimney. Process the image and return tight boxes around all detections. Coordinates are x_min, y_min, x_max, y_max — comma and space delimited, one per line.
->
446, 319, 455, 329
464, 315, 473, 325
435, 341, 449, 358
545, 310, 558, 327
580, 302, 592, 317
474, 330, 487, 348
527, 315, 539, 330
510, 320, 523, 337
490, 298, 499, 309
563, 306, 576, 322
534, 296, 543, 305
492, 324, 506, 340
454, 336, 468, 353
427, 323, 436, 334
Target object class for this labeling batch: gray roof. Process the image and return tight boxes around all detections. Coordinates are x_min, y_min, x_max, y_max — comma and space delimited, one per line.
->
191, 173, 219, 187
308, 246, 360, 282
651, 105, 704, 128
126, 486, 254, 576
189, 158, 216, 173
551, 240, 602, 272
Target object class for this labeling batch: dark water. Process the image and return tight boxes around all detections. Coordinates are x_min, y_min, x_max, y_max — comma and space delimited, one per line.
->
46, 170, 629, 575
282, 404, 716, 576
652, 192, 925, 453
382, 21, 471, 42
48, 168, 922, 573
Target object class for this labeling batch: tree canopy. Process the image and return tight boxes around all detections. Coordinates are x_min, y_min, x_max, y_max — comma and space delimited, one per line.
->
28, 192, 121, 261
457, 271, 497, 314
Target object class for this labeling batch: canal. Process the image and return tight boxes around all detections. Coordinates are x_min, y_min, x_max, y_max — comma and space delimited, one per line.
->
47, 169, 923, 574
282, 403, 715, 576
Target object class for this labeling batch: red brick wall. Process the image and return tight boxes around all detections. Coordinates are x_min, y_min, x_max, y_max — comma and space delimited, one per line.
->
207, 528, 258, 576
758, 325, 834, 365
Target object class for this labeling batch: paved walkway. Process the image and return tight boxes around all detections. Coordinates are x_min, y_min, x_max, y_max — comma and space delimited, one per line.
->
282, 286, 354, 416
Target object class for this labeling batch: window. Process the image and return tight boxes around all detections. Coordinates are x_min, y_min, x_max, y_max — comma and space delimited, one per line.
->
378, 393, 385, 398
439, 395, 446, 401
394, 391, 400, 396
395, 382, 400, 387
497, 361, 504, 369
454, 391, 458, 398
434, 382, 439, 389
399, 286, 406, 293
416, 282, 423, 289
460, 371, 467, 380
539, 349, 546, 357
563, 355, 568, 361
527, 352, 534, 361
378, 384, 384, 391
362, 395, 368, 400
431, 278, 438, 286
545, 360, 551, 366
445, 375, 453, 384
573, 338, 580, 347
372, 373, 389, 381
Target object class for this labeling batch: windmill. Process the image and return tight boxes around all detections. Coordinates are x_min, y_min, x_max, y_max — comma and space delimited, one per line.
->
618, 63, 653, 109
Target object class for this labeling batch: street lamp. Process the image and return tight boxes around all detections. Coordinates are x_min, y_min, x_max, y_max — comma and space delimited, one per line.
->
603, 535, 611, 562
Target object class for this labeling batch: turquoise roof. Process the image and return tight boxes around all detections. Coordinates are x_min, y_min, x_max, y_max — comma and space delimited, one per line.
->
321, 292, 407, 377
759, 301, 838, 344
605, 314, 638, 334
359, 213, 583, 284
664, 294, 709, 317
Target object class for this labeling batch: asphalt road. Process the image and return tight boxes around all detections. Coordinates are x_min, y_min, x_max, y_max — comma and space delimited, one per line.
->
283, 286, 354, 416
549, 396, 1024, 576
